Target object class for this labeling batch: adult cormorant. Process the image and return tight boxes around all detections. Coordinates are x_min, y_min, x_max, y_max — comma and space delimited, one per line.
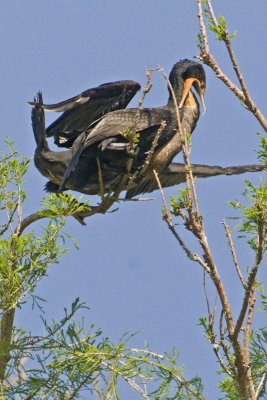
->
55, 59, 206, 191
32, 95, 264, 198
31, 93, 264, 199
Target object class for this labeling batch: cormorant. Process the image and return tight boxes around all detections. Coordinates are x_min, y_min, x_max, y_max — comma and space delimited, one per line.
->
31, 94, 265, 199
54, 59, 206, 191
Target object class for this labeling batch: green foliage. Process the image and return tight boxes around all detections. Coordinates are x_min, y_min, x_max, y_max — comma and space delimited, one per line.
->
198, 316, 214, 344
260, 291, 267, 312
39, 192, 90, 221
218, 377, 239, 400
256, 133, 267, 163
0, 140, 30, 236
121, 127, 140, 145
170, 188, 191, 215
0, 142, 93, 310
228, 179, 267, 250
228, 135, 267, 250
0, 224, 66, 310
205, 13, 237, 41
0, 143, 205, 398
3, 299, 204, 399
250, 327, 267, 399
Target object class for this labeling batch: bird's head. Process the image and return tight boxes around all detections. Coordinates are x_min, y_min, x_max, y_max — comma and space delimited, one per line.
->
169, 59, 206, 113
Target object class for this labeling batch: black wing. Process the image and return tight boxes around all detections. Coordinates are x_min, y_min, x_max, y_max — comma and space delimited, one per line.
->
125, 163, 266, 198
30, 80, 141, 148
58, 108, 170, 192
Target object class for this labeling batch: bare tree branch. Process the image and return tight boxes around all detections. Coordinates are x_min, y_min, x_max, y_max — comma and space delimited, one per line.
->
222, 220, 246, 289
197, 0, 267, 132
153, 169, 210, 272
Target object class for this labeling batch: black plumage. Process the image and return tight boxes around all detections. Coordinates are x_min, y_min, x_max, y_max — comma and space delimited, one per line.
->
125, 163, 265, 198
57, 59, 206, 191
31, 59, 265, 200
31, 90, 265, 199
29, 80, 141, 148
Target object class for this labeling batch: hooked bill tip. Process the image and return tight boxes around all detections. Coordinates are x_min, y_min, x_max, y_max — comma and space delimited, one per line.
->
201, 99, 207, 115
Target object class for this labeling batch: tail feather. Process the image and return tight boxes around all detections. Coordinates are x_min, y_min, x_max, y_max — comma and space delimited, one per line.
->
58, 146, 84, 192
31, 92, 47, 147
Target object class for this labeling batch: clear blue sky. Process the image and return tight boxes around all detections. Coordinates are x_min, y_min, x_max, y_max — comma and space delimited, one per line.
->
1, 1, 267, 398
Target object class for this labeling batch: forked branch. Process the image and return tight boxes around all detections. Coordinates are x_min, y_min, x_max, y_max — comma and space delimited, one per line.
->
197, 0, 267, 131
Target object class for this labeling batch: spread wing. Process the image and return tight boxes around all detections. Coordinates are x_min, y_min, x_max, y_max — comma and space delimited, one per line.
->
30, 80, 141, 147
125, 163, 266, 198
58, 108, 170, 192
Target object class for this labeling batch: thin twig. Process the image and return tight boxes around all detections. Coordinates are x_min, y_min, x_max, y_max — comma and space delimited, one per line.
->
222, 220, 246, 288
153, 169, 171, 224
127, 120, 167, 187
219, 310, 237, 374
213, 346, 233, 378
234, 223, 265, 338
197, 0, 209, 53
153, 169, 210, 273
255, 367, 267, 399
244, 284, 257, 351
205, 0, 217, 26
138, 68, 153, 110
206, 0, 251, 107
203, 271, 212, 318
16, 181, 22, 235
138, 357, 206, 400
202, 273, 233, 377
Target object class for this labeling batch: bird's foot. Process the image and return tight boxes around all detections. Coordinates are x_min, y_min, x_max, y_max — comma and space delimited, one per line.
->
99, 138, 130, 151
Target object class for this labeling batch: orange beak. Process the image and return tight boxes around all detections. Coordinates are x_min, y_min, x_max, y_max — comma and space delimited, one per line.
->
179, 77, 206, 114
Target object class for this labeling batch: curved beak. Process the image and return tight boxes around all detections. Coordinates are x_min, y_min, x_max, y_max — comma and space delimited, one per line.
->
179, 78, 206, 114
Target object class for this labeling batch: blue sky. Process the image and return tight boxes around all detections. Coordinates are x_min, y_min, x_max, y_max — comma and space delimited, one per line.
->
1, 1, 267, 398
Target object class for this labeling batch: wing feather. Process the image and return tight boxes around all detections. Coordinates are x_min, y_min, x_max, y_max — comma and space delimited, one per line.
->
42, 80, 141, 147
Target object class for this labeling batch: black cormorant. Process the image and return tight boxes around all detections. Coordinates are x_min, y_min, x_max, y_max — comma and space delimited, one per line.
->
58, 60, 206, 190
31, 92, 264, 199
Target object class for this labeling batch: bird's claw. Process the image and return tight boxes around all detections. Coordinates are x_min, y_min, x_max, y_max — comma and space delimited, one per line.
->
99, 138, 130, 152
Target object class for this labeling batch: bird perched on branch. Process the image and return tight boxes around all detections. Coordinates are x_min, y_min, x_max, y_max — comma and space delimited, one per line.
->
31, 93, 265, 199
47, 59, 206, 192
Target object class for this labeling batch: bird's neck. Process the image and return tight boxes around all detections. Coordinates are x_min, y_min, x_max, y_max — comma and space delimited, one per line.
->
150, 91, 200, 171
36, 137, 50, 153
